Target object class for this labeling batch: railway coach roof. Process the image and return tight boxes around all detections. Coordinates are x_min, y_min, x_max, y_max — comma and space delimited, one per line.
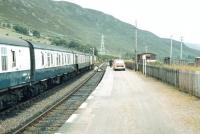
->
32, 42, 73, 53
72, 50, 91, 55
32, 43, 91, 55
0, 36, 30, 47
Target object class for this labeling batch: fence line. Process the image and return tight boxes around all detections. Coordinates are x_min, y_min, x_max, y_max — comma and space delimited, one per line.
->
125, 62, 200, 98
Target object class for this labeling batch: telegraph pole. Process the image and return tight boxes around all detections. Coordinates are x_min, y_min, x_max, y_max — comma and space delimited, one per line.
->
92, 48, 95, 66
170, 35, 173, 64
135, 20, 138, 71
92, 48, 95, 56
180, 36, 183, 60
90, 47, 95, 68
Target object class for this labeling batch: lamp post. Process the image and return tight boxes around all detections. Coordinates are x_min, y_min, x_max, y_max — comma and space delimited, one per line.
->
180, 36, 183, 60
170, 35, 173, 64
135, 20, 138, 71
90, 48, 95, 56
90, 48, 95, 68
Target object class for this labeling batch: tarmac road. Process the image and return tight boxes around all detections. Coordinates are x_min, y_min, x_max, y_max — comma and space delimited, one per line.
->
56, 67, 200, 134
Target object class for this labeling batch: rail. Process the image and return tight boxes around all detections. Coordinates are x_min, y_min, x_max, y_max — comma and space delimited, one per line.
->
12, 63, 106, 134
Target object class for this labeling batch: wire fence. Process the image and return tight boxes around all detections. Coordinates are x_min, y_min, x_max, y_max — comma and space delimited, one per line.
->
156, 56, 195, 66
125, 62, 200, 98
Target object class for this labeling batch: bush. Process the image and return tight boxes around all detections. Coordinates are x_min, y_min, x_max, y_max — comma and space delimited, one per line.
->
32, 30, 40, 38
2, 23, 6, 27
13, 25, 28, 35
49, 37, 98, 55
6, 23, 11, 28
50, 37, 68, 46
68, 41, 81, 49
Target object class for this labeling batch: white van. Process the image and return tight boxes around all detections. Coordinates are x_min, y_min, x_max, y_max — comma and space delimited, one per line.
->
113, 59, 126, 71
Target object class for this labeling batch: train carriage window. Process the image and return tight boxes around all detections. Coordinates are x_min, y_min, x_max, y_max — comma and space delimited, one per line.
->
81, 56, 83, 63
67, 54, 70, 64
57, 53, 61, 66
41, 52, 44, 66
51, 54, 53, 66
81, 55, 82, 63
11, 50, 16, 67
47, 53, 51, 67
62, 53, 64, 65
1, 47, 8, 71
64, 54, 67, 65
58, 54, 61, 65
56, 53, 59, 66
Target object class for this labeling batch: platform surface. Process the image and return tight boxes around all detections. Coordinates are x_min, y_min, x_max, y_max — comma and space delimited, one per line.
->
56, 67, 200, 134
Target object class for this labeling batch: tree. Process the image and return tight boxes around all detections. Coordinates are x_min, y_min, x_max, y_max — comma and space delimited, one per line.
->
2, 23, 6, 27
67, 41, 81, 49
50, 37, 68, 46
32, 30, 40, 38
49, 37, 99, 56
94, 47, 98, 56
13, 25, 28, 35
6, 23, 11, 28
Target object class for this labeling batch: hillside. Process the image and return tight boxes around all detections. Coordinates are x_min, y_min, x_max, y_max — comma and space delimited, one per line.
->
186, 43, 200, 51
0, 0, 199, 59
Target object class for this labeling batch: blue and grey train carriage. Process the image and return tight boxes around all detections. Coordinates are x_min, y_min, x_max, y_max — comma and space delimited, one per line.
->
0, 36, 95, 110
0, 37, 31, 91
0, 37, 32, 110
73, 50, 92, 72
31, 43, 77, 89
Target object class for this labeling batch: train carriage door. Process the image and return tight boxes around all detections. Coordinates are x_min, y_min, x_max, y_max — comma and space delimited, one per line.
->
1, 47, 8, 71
75, 54, 78, 64
90, 55, 92, 65
75, 54, 79, 72
90, 55, 92, 64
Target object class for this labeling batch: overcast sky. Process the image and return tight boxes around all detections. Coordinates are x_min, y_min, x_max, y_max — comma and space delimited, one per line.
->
57, 0, 200, 44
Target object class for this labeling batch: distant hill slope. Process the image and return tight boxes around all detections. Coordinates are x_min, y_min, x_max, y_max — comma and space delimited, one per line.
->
185, 43, 200, 51
0, 0, 199, 59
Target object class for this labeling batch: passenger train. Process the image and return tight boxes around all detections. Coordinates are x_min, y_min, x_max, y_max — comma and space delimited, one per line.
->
0, 36, 96, 110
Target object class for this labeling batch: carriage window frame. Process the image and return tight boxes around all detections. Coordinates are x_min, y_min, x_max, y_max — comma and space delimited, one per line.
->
51, 53, 53, 66
47, 53, 51, 67
67, 54, 70, 64
1, 47, 8, 71
58, 54, 61, 65
64, 54, 67, 65
57, 53, 61, 66
56, 53, 58, 66
62, 53, 64, 65
41, 52, 44, 66
11, 50, 16, 67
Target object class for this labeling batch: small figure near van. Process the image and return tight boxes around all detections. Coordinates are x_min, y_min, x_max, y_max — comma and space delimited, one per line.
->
109, 60, 113, 67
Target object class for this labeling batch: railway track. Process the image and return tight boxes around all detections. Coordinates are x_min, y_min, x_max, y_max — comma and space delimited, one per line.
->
4, 64, 106, 134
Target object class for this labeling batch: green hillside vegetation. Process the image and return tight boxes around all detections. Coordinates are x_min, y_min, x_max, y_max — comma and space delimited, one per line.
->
0, 27, 50, 44
0, 0, 199, 59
